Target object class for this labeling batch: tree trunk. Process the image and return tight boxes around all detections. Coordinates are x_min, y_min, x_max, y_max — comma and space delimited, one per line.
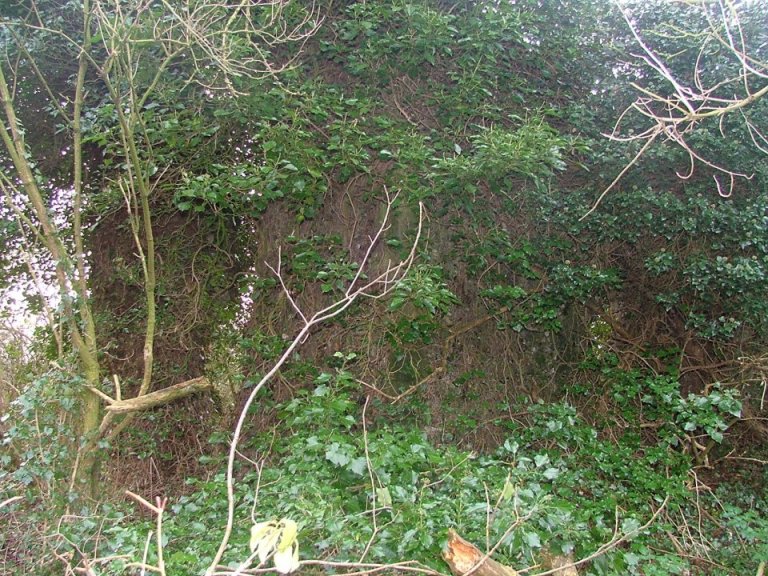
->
71, 359, 103, 501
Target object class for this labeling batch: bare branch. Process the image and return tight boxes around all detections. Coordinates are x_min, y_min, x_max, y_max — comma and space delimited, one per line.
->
266, 247, 308, 325
128, 0, 325, 93
524, 495, 670, 576
593, 0, 768, 216
206, 197, 424, 574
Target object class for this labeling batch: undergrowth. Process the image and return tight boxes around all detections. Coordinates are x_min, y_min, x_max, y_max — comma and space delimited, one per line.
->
8, 368, 762, 576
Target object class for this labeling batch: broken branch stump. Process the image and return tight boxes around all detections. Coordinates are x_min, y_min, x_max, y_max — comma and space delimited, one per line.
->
442, 529, 518, 576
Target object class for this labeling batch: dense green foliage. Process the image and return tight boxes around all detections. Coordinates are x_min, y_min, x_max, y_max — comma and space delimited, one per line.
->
1, 0, 767, 574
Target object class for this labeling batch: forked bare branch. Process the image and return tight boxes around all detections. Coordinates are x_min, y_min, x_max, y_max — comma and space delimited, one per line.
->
206, 195, 424, 574
125, 491, 168, 576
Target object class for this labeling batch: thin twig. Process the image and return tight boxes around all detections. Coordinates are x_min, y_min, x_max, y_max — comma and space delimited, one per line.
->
519, 495, 671, 576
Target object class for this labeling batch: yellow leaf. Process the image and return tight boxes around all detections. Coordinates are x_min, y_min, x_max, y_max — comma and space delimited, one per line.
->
250, 520, 276, 551
250, 520, 280, 563
277, 518, 298, 552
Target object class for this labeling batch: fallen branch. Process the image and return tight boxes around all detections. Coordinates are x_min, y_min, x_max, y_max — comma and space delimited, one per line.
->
125, 491, 168, 576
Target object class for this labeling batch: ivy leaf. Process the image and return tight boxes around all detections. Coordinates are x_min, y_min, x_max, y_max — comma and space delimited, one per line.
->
349, 457, 367, 476
543, 467, 560, 480
522, 531, 541, 548
325, 442, 351, 467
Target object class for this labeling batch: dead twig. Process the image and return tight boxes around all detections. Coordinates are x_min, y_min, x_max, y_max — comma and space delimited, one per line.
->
587, 0, 766, 217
